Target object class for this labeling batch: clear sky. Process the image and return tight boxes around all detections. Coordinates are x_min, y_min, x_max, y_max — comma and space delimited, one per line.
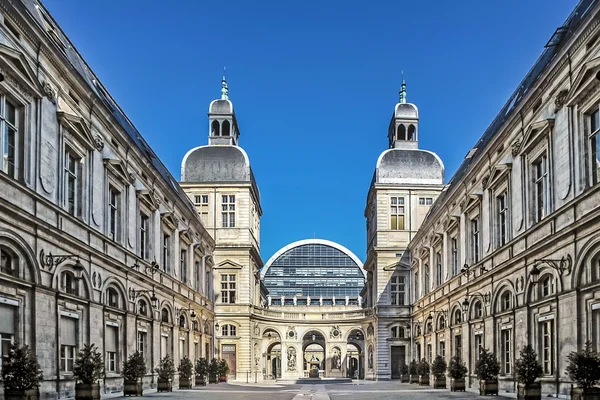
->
44, 0, 579, 263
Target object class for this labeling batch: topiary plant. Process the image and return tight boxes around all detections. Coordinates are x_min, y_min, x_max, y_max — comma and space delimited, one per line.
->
566, 341, 600, 390
121, 351, 147, 381
409, 359, 418, 375
155, 355, 176, 380
448, 355, 468, 380
475, 348, 500, 381
73, 343, 104, 384
514, 345, 543, 385
399, 362, 409, 376
178, 356, 194, 380
218, 359, 230, 376
195, 358, 209, 378
431, 355, 447, 379
416, 358, 430, 376
1, 344, 43, 390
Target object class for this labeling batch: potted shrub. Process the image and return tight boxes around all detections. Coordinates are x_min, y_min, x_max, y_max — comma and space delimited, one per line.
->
195, 358, 209, 386
121, 351, 146, 396
417, 358, 430, 386
515, 345, 543, 400
155, 355, 176, 392
218, 359, 230, 382
431, 355, 447, 389
399, 362, 409, 383
409, 359, 419, 384
208, 358, 219, 384
1, 344, 43, 400
567, 341, 600, 400
73, 344, 104, 400
178, 356, 194, 389
475, 348, 500, 396
448, 355, 468, 392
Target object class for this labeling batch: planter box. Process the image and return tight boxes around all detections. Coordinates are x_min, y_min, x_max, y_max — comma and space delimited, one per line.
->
419, 375, 430, 386
219, 375, 228, 382
179, 377, 193, 389
400, 374, 409, 383
517, 382, 541, 400
76, 383, 101, 400
571, 387, 600, 400
209, 374, 218, 384
409, 374, 419, 384
5, 388, 39, 400
451, 378, 466, 392
157, 378, 173, 392
432, 376, 446, 389
479, 379, 499, 396
195, 374, 207, 386
123, 381, 143, 397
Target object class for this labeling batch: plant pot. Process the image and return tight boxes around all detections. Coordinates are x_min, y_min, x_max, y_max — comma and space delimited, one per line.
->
479, 379, 499, 396
419, 375, 429, 386
179, 377, 193, 389
219, 375, 227, 382
571, 387, 600, 400
123, 380, 143, 396
76, 383, 101, 400
4, 388, 39, 400
400, 374, 409, 383
517, 382, 541, 400
209, 374, 218, 384
451, 378, 466, 392
409, 374, 419, 384
195, 374, 207, 386
157, 378, 173, 392
432, 376, 446, 389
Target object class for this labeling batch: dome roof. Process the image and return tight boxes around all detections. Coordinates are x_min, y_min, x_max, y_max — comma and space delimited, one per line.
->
181, 145, 251, 183
209, 99, 233, 114
376, 148, 444, 185
395, 102, 419, 119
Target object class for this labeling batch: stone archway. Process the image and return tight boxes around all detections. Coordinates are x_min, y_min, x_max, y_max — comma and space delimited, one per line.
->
263, 329, 281, 379
303, 330, 326, 377
346, 329, 364, 379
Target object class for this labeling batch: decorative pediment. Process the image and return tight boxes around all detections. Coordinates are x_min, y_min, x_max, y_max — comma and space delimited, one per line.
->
0, 43, 43, 98
103, 158, 131, 185
57, 111, 95, 151
444, 216, 460, 231
517, 119, 554, 155
137, 189, 161, 211
463, 194, 482, 213
566, 56, 600, 105
383, 261, 411, 272
487, 163, 513, 189
179, 229, 193, 245
419, 247, 430, 260
160, 211, 178, 230
215, 259, 243, 270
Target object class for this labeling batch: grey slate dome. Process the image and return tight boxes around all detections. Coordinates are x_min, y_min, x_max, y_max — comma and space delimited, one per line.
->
181, 145, 251, 182
209, 99, 233, 114
395, 102, 419, 120
376, 148, 444, 185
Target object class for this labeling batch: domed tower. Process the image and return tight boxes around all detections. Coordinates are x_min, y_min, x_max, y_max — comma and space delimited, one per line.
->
363, 82, 445, 380
180, 77, 265, 381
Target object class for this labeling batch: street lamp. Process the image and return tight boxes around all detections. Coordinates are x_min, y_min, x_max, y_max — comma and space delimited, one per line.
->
461, 263, 487, 281
461, 290, 490, 315
128, 286, 159, 309
39, 249, 84, 274
529, 255, 572, 284
175, 304, 197, 319
131, 259, 161, 276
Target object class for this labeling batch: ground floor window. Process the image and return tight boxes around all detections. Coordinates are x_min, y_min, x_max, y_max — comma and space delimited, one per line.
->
60, 345, 76, 372
438, 341, 445, 358
500, 329, 512, 375
540, 320, 554, 375
473, 334, 483, 366
427, 343, 432, 362
454, 335, 462, 358
161, 334, 169, 358
593, 308, 600, 352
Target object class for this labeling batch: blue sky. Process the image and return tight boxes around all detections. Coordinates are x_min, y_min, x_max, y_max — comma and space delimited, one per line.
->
44, 0, 578, 263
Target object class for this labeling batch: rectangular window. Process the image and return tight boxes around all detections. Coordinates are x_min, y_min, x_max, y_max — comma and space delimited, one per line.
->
390, 275, 405, 306
533, 155, 548, 222
137, 331, 147, 354
195, 194, 209, 225
501, 329, 512, 375
1, 97, 18, 178
105, 325, 118, 373
474, 334, 483, 364
108, 186, 120, 241
454, 335, 462, 359
180, 249, 187, 284
162, 233, 171, 273
390, 197, 405, 230
160, 335, 169, 358
471, 218, 480, 263
65, 150, 81, 216
439, 341, 446, 358
60, 316, 77, 372
427, 344, 432, 362
419, 197, 425, 205
497, 192, 508, 247
541, 320, 554, 375
0, 304, 15, 375
426, 197, 433, 205
140, 213, 149, 259
220, 274, 236, 304
451, 238, 459, 276
60, 344, 76, 373
590, 109, 600, 184
424, 268, 430, 295
436, 252, 442, 286
221, 195, 236, 228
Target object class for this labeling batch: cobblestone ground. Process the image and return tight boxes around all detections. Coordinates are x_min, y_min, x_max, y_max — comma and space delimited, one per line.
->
109, 381, 502, 400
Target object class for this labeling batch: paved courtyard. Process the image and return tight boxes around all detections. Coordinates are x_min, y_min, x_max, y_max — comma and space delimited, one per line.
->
108, 381, 513, 400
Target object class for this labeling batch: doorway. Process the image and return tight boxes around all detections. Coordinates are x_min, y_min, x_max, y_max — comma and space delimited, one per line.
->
221, 344, 237, 379
390, 345, 405, 379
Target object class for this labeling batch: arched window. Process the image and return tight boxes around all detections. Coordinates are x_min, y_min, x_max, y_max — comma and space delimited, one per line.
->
397, 124, 406, 140
438, 316, 446, 330
539, 275, 555, 298
222, 120, 230, 136
107, 288, 119, 308
62, 271, 78, 296
391, 326, 405, 338
592, 254, 600, 282
426, 318, 433, 334
0, 247, 17, 276
138, 300, 148, 316
211, 120, 220, 136
408, 124, 416, 140
500, 291, 511, 312
416, 325, 422, 336
192, 320, 199, 331
161, 308, 170, 324
221, 324, 236, 336
179, 315, 186, 329
454, 309, 462, 325
473, 301, 483, 319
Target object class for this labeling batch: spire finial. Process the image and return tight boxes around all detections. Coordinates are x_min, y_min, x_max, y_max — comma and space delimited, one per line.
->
399, 77, 407, 104
221, 67, 229, 100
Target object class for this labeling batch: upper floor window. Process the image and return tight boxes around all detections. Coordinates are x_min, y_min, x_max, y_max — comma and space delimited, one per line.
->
590, 108, 600, 185
162, 233, 171, 273
64, 150, 81, 216
195, 194, 209, 225
108, 186, 121, 241
221, 195, 236, 228
0, 96, 18, 178
435, 252, 443, 286
62, 271, 78, 296
453, 309, 462, 325
471, 217, 480, 263
0, 247, 17, 277
414, 272, 419, 300
140, 213, 149, 260
161, 308, 171, 324
438, 316, 446, 330
179, 315, 187, 329
533, 155, 549, 222
419, 197, 433, 206
424, 266, 430, 294
390, 197, 405, 230
391, 326, 405, 338
540, 275, 555, 298
221, 324, 236, 336
500, 291, 511, 312
496, 192, 508, 247
107, 288, 119, 308
221, 274, 236, 304
390, 275, 405, 306
473, 301, 483, 319
180, 249, 187, 284
451, 237, 459, 276
138, 300, 148, 317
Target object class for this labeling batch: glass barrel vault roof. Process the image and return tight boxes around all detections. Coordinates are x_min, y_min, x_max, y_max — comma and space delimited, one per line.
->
262, 239, 365, 298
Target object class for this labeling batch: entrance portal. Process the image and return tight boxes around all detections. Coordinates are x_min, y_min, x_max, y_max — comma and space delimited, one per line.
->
346, 329, 364, 379
303, 330, 326, 378
390, 345, 406, 379
264, 329, 282, 380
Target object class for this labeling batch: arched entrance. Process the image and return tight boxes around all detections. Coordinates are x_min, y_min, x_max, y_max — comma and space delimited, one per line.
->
303, 330, 326, 377
347, 329, 364, 379
264, 329, 281, 379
